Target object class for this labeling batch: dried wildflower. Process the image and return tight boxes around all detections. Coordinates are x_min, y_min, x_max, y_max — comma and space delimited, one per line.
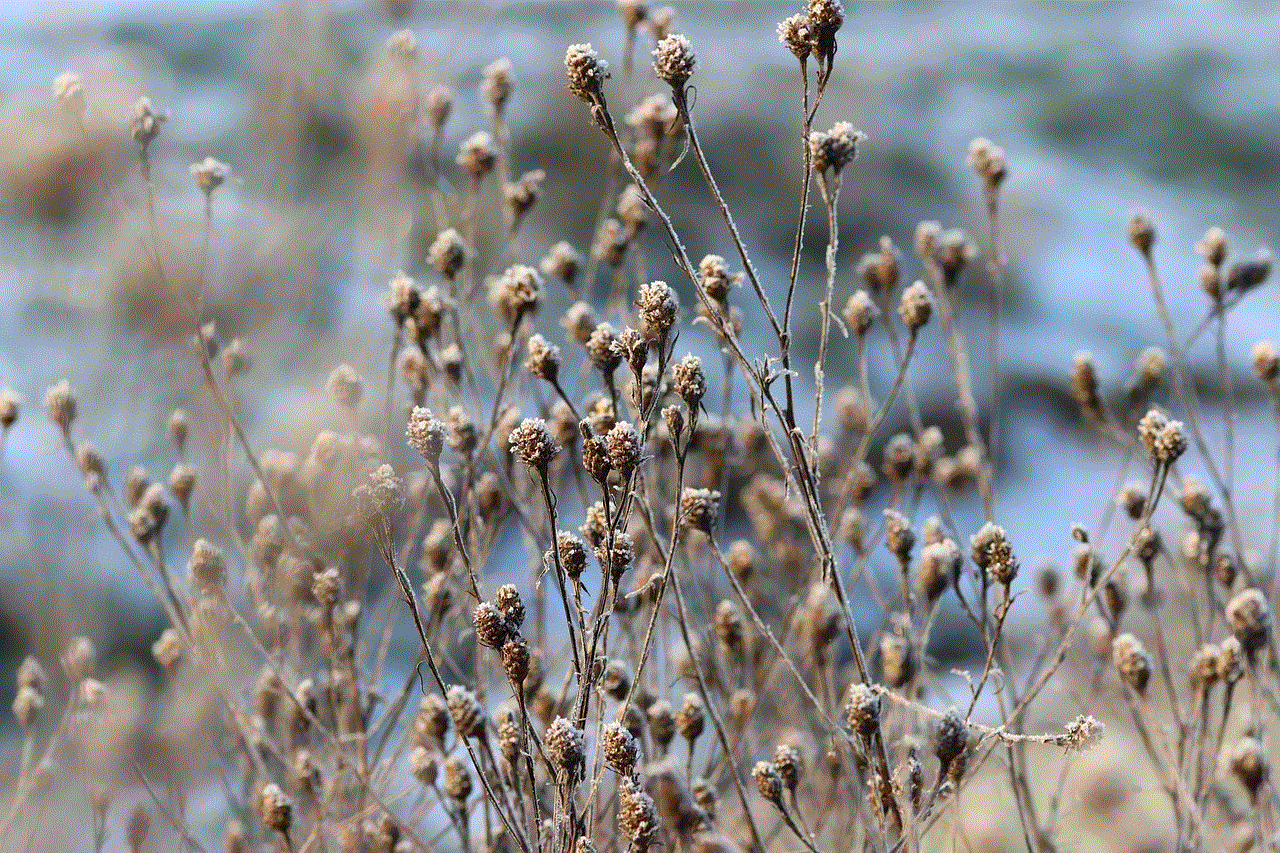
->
615, 327, 650, 378
1226, 588, 1270, 656
648, 700, 676, 749
883, 509, 915, 564
897, 280, 933, 332
506, 168, 544, 228
845, 682, 881, 741
843, 289, 878, 336
1219, 636, 1245, 684
447, 685, 486, 739
189, 538, 228, 595
190, 157, 228, 196
680, 487, 720, 533
481, 58, 514, 115
1060, 714, 1104, 752
1252, 340, 1279, 382
53, 71, 85, 115
937, 228, 975, 282
617, 183, 649, 231
545, 717, 586, 779
510, 418, 558, 472
1070, 350, 1102, 418
676, 692, 706, 744
474, 601, 511, 649
917, 539, 960, 603
1112, 633, 1152, 695
12, 684, 42, 729
618, 778, 659, 850
407, 407, 446, 463
543, 242, 584, 288
501, 636, 530, 685
1127, 212, 1157, 254
1188, 644, 1219, 690
713, 600, 743, 651
446, 406, 477, 456
652, 34, 695, 88
258, 783, 292, 835
752, 761, 784, 804
934, 707, 969, 769
809, 121, 863, 174
1134, 346, 1165, 392
777, 14, 812, 60
382, 270, 420, 324
326, 364, 364, 410
968, 137, 1006, 190
807, 0, 844, 60
565, 43, 610, 104
603, 721, 639, 774
129, 97, 166, 148
495, 264, 543, 324
457, 131, 497, 181
429, 228, 468, 279
526, 334, 561, 383
44, 379, 76, 433
1137, 409, 1185, 464
607, 421, 643, 477
443, 756, 472, 802
970, 522, 1018, 586
493, 584, 525, 629
637, 280, 679, 342
1232, 737, 1268, 801
1197, 226, 1228, 266
408, 745, 438, 786
426, 84, 453, 130
151, 627, 182, 676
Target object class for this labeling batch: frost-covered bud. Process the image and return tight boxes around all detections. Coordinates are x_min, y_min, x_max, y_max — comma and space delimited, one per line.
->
326, 364, 364, 411
1128, 212, 1156, 254
897, 281, 933, 332
676, 692, 705, 743
53, 72, 85, 115
430, 228, 468, 278
586, 322, 622, 373
501, 636, 530, 685
407, 407, 446, 463
1226, 588, 1270, 656
510, 418, 559, 472
844, 682, 880, 741
426, 85, 453, 130
970, 522, 1018, 586
935, 706, 969, 767
636, 280, 679, 342
495, 264, 543, 324
474, 601, 511, 649
544, 242, 584, 287
1112, 633, 1152, 695
1197, 226, 1228, 266
443, 756, 472, 802
545, 716, 585, 780
188, 538, 228, 595
777, 14, 812, 60
618, 778, 658, 850
680, 488, 720, 533
494, 584, 525, 629
652, 34, 695, 88
917, 539, 961, 603
843, 290, 878, 336
129, 97, 166, 148
602, 721, 639, 774
457, 131, 497, 181
809, 121, 863, 174
968, 137, 1006, 189
481, 58, 514, 115
447, 685, 486, 739
565, 43, 610, 104
606, 421, 642, 477
558, 531, 588, 580
752, 761, 783, 804
807, 0, 844, 59
672, 354, 706, 410
773, 744, 802, 792
190, 157, 229, 195
526, 334, 561, 383
410, 746, 438, 786
44, 379, 76, 433
258, 783, 292, 835
1252, 341, 1279, 382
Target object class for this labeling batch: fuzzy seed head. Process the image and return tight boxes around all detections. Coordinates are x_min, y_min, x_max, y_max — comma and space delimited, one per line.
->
426, 84, 453, 129
474, 601, 511, 649
501, 636, 530, 685
773, 744, 802, 792
1252, 340, 1279, 382
526, 334, 561, 383
558, 531, 589, 578
544, 242, 584, 286
1231, 737, 1268, 799
652, 34, 695, 88
807, 0, 844, 58
935, 707, 968, 765
510, 418, 559, 472
565, 43, 610, 104
606, 421, 642, 477
809, 121, 863, 174
189, 538, 228, 594
970, 522, 1018, 586
968, 137, 1006, 188
1128, 212, 1156, 253
603, 721, 640, 774
1197, 226, 1228, 266
496, 264, 543, 323
897, 280, 933, 332
481, 58, 514, 113
44, 379, 76, 433
1112, 633, 1152, 695
443, 756, 472, 801
845, 682, 881, 740
637, 280, 679, 342
752, 761, 783, 804
917, 539, 961, 602
410, 745, 438, 786
1226, 588, 1270, 655
407, 407, 446, 463
777, 14, 812, 60
618, 778, 659, 849
680, 487, 720, 533
54, 72, 85, 114
545, 716, 586, 778
648, 700, 676, 748
190, 157, 228, 195
676, 692, 705, 742
430, 228, 468, 278
447, 685, 486, 739
129, 97, 165, 147
258, 783, 292, 835
1219, 636, 1245, 684
1060, 714, 1105, 752
457, 131, 497, 181
673, 354, 706, 410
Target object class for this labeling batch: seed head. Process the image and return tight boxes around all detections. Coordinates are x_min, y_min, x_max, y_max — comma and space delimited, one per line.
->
429, 228, 468, 279
501, 636, 530, 685
676, 692, 705, 742
12, 684, 42, 729
937, 228, 975, 282
1112, 633, 1152, 695
1060, 714, 1104, 752
426, 84, 453, 129
968, 137, 1006, 189
843, 290, 878, 336
1231, 737, 1268, 801
648, 700, 676, 749
474, 601, 511, 649
558, 531, 589, 579
457, 131, 497, 181
845, 682, 881, 741
1219, 636, 1245, 684
1070, 350, 1101, 418
495, 264, 543, 324
773, 744, 802, 792
883, 509, 915, 564
935, 707, 968, 766
44, 379, 76, 433
1137, 409, 1185, 464
53, 72, 85, 115
618, 778, 659, 850
970, 522, 1018, 586
443, 756, 472, 801
777, 14, 812, 60
880, 630, 915, 688
447, 685, 487, 739
1226, 588, 1270, 656
494, 584, 525, 628
809, 121, 863, 174
565, 43, 610, 104
258, 783, 292, 835
1252, 341, 1279, 382
481, 58, 514, 115
752, 761, 783, 804
680, 487, 720, 533
918, 539, 961, 603
807, 0, 844, 59
1134, 346, 1165, 392
190, 157, 228, 195
1188, 644, 1219, 690
1225, 248, 1272, 293
543, 242, 584, 287
410, 746, 438, 786
545, 716, 586, 779
189, 538, 228, 595
637, 280, 679, 342
326, 364, 364, 411
1197, 227, 1228, 266
1127, 212, 1156, 254
510, 418, 559, 472
603, 721, 639, 774
129, 97, 166, 148
526, 334, 561, 383
897, 281, 933, 333
607, 421, 643, 477
652, 34, 695, 88
407, 407, 446, 463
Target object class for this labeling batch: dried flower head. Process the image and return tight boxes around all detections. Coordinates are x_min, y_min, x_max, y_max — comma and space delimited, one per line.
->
843, 289, 878, 336
430, 228, 468, 279
970, 522, 1018, 586
526, 334, 561, 383
495, 264, 543, 324
648, 700, 676, 749
1231, 737, 1268, 801
968, 137, 1006, 189
53, 71, 85, 115
1137, 409, 1186, 465
1127, 212, 1156, 254
672, 354, 706, 410
680, 487, 720, 533
190, 157, 229, 195
676, 692, 706, 742
326, 364, 364, 411
457, 131, 498, 181
918, 539, 961, 602
1060, 714, 1104, 752
565, 43, 610, 104
407, 407, 446, 463
603, 721, 640, 774
129, 97, 166, 148
447, 685, 486, 739
897, 280, 933, 332
426, 84, 453, 129
1226, 588, 1270, 656
189, 538, 228, 595
1252, 340, 1279, 382
443, 755, 472, 801
44, 379, 76, 433
845, 682, 881, 741
1112, 632, 1152, 695
752, 761, 784, 804
637, 280, 679, 342
807, 0, 844, 60
474, 601, 512, 649
481, 58, 514, 114
545, 716, 586, 779
258, 783, 292, 835
777, 14, 812, 60
809, 121, 863, 174
618, 778, 659, 850
606, 421, 643, 477
935, 706, 969, 766
509, 418, 558, 472
543, 242, 584, 287
652, 34, 696, 88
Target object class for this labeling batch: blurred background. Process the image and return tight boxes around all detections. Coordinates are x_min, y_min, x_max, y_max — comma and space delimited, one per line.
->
1, 0, 1278, 738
